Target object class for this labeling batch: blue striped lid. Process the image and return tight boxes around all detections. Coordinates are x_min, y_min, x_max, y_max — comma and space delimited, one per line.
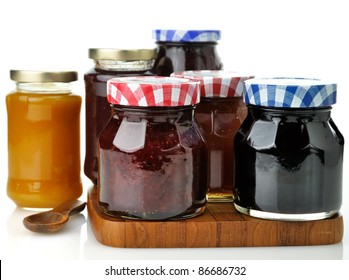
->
244, 78, 337, 108
152, 29, 221, 42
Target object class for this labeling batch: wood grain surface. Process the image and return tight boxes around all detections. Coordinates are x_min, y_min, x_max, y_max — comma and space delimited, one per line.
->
87, 187, 343, 248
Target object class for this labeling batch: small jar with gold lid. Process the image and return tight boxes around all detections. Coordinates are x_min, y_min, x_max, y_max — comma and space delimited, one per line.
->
84, 48, 156, 185
6, 70, 82, 208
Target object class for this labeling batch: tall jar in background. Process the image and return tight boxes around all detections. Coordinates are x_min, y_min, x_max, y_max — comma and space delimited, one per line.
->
98, 76, 208, 220
234, 78, 344, 221
172, 70, 253, 202
6, 70, 82, 208
84, 48, 156, 185
152, 29, 223, 76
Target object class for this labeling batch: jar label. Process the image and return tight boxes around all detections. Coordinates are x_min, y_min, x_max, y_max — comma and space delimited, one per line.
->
113, 118, 147, 153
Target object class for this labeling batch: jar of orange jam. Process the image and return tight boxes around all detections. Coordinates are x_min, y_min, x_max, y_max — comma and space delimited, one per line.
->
6, 70, 83, 208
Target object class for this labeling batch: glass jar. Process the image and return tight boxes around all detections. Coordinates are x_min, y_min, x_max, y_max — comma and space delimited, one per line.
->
98, 76, 208, 220
234, 78, 344, 221
152, 29, 223, 76
6, 70, 82, 208
84, 48, 156, 185
172, 70, 253, 202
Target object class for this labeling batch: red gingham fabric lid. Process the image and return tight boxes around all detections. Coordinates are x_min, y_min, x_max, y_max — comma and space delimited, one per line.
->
107, 76, 200, 106
171, 70, 254, 98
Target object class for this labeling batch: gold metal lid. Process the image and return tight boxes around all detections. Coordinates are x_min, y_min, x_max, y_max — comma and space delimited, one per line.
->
10, 70, 78, 83
88, 48, 157, 60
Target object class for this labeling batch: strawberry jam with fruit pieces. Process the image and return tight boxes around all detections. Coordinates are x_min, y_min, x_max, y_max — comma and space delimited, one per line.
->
98, 77, 208, 220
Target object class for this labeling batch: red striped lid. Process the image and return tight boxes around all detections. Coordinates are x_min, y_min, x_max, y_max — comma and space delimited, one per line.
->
107, 76, 200, 106
171, 70, 254, 98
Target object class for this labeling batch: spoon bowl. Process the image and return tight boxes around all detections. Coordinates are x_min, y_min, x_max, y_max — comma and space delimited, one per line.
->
23, 200, 86, 233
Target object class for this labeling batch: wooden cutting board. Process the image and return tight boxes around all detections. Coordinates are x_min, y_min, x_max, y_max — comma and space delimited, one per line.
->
87, 187, 343, 248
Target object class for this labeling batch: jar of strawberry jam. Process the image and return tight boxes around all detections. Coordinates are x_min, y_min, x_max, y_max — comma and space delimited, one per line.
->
6, 70, 82, 208
172, 70, 254, 202
84, 48, 156, 185
234, 78, 344, 221
152, 29, 223, 76
98, 76, 208, 220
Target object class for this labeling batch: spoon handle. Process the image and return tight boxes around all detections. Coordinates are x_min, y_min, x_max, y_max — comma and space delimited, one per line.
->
52, 199, 86, 216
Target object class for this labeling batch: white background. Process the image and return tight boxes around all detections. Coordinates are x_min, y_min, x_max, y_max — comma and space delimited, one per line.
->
1, 0, 348, 278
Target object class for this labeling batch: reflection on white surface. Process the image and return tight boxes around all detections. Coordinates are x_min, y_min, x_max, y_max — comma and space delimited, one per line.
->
5, 206, 86, 260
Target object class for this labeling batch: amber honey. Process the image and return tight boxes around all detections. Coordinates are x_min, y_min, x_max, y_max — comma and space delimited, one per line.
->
6, 70, 82, 208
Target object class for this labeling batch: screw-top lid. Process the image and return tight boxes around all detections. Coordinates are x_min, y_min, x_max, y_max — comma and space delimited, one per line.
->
10, 70, 77, 83
171, 70, 254, 98
107, 76, 200, 107
244, 78, 337, 108
88, 48, 157, 60
152, 29, 221, 42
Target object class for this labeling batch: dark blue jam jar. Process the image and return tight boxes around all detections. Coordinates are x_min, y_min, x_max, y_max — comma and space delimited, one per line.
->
233, 78, 344, 221
152, 29, 223, 76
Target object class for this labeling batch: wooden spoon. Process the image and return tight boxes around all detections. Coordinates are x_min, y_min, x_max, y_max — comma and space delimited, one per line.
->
23, 199, 86, 233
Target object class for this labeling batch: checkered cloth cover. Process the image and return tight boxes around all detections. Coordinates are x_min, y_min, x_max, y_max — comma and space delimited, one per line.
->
171, 70, 254, 98
152, 29, 221, 42
244, 78, 337, 108
107, 76, 200, 107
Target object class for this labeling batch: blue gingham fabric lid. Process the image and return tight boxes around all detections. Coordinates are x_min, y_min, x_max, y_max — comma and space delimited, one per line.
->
152, 30, 221, 42
244, 78, 337, 108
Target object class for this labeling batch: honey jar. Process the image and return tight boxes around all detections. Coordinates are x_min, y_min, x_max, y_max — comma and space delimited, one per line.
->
6, 70, 82, 208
